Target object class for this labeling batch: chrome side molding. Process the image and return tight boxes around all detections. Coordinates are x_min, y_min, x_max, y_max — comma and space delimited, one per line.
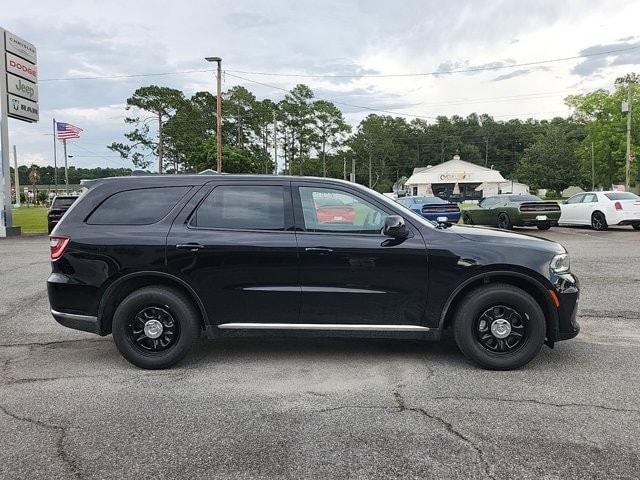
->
217, 323, 430, 332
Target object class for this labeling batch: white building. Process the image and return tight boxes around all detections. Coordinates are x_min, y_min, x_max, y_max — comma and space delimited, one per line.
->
404, 155, 518, 200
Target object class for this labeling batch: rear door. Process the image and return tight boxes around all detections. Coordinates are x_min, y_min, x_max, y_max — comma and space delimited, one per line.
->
166, 181, 300, 326
292, 182, 428, 326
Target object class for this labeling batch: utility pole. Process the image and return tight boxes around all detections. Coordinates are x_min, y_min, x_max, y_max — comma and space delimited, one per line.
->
350, 156, 356, 183
63, 139, 69, 193
591, 141, 595, 190
272, 110, 277, 174
625, 85, 632, 191
52, 118, 58, 194
485, 137, 489, 167
368, 148, 372, 188
13, 145, 19, 207
205, 57, 223, 173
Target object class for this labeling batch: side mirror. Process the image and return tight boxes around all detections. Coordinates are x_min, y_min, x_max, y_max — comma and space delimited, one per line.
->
383, 215, 409, 238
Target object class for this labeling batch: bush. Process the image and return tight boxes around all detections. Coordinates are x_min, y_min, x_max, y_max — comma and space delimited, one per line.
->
545, 190, 560, 199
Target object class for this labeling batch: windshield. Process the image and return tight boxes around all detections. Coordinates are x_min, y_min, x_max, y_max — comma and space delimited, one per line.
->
509, 195, 541, 202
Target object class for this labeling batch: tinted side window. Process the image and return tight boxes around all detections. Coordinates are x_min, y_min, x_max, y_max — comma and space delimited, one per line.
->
582, 194, 597, 203
87, 187, 189, 225
566, 194, 584, 204
192, 186, 285, 230
299, 187, 387, 234
480, 197, 498, 208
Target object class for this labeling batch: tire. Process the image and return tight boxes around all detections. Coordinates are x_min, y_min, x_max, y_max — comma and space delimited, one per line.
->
112, 286, 200, 369
453, 284, 546, 370
536, 223, 551, 230
632, 223, 640, 231
497, 213, 512, 230
591, 211, 608, 231
462, 213, 474, 225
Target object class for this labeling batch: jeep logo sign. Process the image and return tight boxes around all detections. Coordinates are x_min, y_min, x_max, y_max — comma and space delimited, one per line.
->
6, 72, 38, 102
6, 52, 37, 83
7, 93, 39, 122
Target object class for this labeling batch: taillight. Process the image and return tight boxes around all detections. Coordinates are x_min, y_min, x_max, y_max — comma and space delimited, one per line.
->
49, 236, 70, 261
614, 201, 623, 211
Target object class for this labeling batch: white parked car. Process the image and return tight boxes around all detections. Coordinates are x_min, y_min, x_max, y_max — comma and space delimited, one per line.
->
559, 191, 640, 230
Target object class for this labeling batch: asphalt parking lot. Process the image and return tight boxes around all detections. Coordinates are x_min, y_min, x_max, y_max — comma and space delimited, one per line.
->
1, 227, 639, 480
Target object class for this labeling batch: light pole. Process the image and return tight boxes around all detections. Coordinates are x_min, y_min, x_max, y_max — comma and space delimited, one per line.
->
205, 57, 223, 173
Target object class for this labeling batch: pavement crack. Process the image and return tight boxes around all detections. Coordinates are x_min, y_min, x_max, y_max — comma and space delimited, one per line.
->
0, 338, 109, 348
429, 395, 640, 414
2, 375, 97, 386
392, 386, 495, 479
0, 404, 81, 479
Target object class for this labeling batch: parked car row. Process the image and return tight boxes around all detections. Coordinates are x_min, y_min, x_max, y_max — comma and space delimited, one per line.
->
396, 191, 640, 231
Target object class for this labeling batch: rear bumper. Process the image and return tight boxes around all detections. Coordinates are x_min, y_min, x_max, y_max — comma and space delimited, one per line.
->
50, 309, 102, 335
420, 212, 461, 222
47, 272, 104, 335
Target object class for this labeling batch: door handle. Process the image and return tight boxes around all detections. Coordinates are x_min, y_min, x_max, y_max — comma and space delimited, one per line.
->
176, 243, 205, 252
305, 247, 333, 254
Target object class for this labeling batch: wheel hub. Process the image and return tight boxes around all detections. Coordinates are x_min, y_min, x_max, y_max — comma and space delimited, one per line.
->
490, 318, 511, 339
476, 305, 526, 353
128, 306, 178, 352
143, 319, 164, 339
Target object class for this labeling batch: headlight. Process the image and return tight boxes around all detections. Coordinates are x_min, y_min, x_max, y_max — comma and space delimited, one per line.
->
550, 253, 570, 273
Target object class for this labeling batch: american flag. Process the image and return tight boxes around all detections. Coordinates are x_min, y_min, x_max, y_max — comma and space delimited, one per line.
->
56, 122, 83, 140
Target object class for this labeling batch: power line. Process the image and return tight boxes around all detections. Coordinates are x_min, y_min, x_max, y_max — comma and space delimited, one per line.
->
227, 45, 640, 78
37, 44, 640, 83
225, 72, 438, 120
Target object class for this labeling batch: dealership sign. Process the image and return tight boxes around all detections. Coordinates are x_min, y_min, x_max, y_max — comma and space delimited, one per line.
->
2, 30, 39, 122
6, 72, 38, 102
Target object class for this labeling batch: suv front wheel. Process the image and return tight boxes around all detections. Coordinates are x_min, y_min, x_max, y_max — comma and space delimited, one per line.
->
112, 286, 200, 369
453, 284, 545, 370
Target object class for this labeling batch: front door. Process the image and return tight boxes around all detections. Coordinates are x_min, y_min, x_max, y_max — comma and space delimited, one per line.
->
166, 182, 300, 326
293, 182, 428, 326
561, 194, 585, 224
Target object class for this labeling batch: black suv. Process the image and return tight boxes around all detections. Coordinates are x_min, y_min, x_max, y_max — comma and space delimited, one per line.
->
47, 175, 579, 370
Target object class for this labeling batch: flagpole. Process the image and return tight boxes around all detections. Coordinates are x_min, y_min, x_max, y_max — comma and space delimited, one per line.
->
63, 139, 69, 194
53, 119, 58, 195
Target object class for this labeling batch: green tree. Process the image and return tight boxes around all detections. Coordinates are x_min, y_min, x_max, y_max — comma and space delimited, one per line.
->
566, 75, 639, 188
109, 85, 185, 172
515, 124, 584, 192
312, 100, 351, 176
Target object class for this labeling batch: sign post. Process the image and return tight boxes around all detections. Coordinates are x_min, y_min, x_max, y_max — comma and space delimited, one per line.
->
0, 28, 38, 237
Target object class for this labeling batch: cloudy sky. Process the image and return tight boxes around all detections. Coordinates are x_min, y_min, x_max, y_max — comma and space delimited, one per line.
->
3, 0, 640, 170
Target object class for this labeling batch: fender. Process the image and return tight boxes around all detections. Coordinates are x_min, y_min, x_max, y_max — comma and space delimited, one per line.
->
437, 269, 560, 335
97, 271, 210, 325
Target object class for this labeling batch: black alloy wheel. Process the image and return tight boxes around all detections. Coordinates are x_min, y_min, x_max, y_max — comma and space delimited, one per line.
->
453, 283, 545, 370
591, 211, 608, 231
632, 223, 640, 231
497, 213, 512, 230
112, 286, 200, 369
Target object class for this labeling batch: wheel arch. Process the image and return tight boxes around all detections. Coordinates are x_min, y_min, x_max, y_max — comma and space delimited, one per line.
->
97, 271, 209, 335
438, 269, 559, 343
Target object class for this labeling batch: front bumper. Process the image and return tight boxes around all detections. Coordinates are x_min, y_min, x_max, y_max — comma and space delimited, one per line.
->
553, 272, 580, 341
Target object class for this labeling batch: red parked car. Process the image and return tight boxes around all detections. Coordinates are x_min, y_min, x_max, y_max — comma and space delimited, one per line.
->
315, 197, 356, 224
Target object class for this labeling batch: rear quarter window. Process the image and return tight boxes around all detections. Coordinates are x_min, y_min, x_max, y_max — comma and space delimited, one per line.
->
87, 186, 190, 225
604, 192, 639, 201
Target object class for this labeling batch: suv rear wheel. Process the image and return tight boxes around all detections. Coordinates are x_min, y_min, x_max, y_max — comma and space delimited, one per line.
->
453, 284, 545, 370
112, 286, 200, 369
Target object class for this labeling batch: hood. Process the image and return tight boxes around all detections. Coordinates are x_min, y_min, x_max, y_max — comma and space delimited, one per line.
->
445, 224, 565, 254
